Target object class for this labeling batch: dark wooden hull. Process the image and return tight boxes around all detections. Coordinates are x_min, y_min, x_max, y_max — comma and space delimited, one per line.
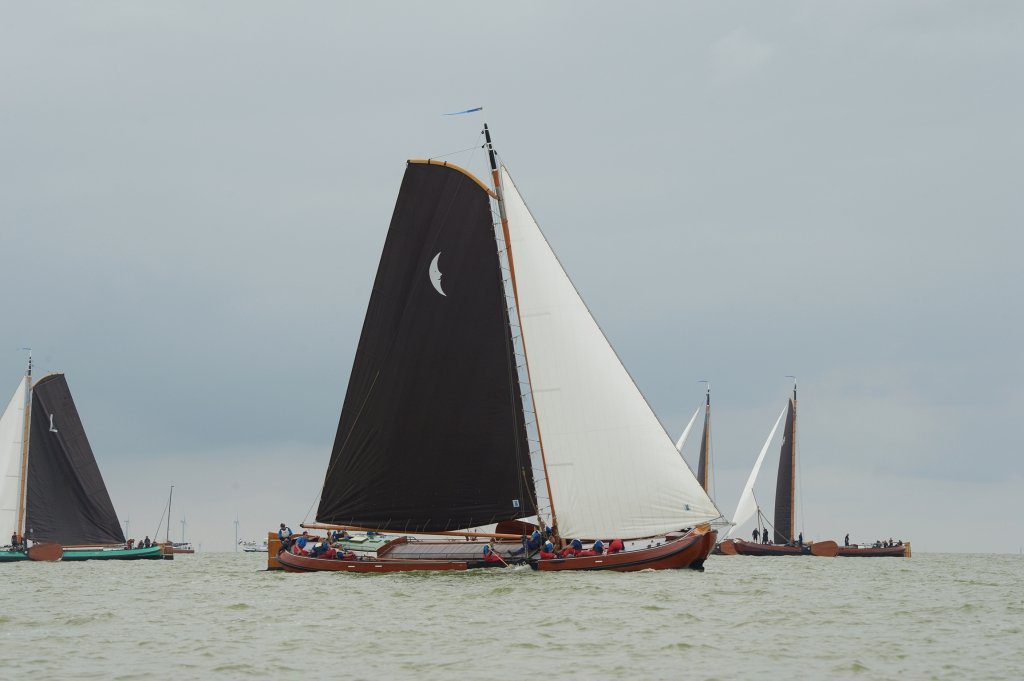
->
837, 544, 909, 557
731, 539, 807, 556
533, 527, 716, 572
731, 539, 838, 557
277, 550, 483, 573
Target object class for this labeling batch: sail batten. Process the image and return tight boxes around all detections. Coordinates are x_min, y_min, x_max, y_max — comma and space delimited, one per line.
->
316, 161, 535, 532
500, 166, 720, 540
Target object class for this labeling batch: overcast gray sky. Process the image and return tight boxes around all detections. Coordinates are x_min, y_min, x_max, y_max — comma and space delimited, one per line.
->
1, 2, 1020, 551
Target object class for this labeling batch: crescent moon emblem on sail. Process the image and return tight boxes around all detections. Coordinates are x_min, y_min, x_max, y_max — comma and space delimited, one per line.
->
429, 252, 446, 297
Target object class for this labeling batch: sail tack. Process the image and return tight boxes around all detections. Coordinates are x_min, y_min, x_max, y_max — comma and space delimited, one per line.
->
316, 161, 535, 532
25, 374, 125, 545
500, 167, 720, 540
0, 378, 28, 542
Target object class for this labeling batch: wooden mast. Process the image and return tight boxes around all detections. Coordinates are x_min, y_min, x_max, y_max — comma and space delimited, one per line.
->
482, 123, 559, 540
15, 351, 32, 540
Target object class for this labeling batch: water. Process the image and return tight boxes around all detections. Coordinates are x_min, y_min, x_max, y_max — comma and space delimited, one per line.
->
1, 552, 1020, 680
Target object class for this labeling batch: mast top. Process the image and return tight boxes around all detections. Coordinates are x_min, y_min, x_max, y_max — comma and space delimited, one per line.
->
21, 348, 32, 378
786, 375, 797, 400
699, 380, 710, 405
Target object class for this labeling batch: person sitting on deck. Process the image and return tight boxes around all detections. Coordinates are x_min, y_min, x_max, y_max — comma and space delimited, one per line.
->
560, 539, 584, 558
143, 536, 151, 548
278, 523, 292, 542
482, 544, 504, 564
126, 538, 135, 549
10, 532, 16, 548
576, 540, 604, 558
608, 539, 624, 554
539, 541, 556, 560
309, 540, 331, 558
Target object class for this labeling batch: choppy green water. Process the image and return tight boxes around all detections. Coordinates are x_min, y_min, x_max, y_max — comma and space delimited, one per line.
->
1, 552, 1020, 680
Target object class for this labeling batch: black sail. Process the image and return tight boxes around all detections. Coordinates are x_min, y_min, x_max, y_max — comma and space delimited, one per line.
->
25, 374, 125, 545
316, 161, 535, 532
697, 394, 710, 492
773, 397, 796, 544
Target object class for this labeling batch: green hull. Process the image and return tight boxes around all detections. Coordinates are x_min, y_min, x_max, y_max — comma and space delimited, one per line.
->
63, 545, 167, 561
0, 545, 167, 562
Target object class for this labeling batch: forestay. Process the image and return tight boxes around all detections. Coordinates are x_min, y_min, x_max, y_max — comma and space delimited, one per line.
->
500, 167, 721, 540
0, 378, 28, 542
725, 405, 787, 539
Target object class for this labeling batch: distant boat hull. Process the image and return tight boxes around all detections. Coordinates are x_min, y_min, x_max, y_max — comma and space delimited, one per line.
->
533, 527, 716, 572
730, 539, 839, 557
1, 544, 168, 562
277, 550, 482, 573
837, 543, 910, 558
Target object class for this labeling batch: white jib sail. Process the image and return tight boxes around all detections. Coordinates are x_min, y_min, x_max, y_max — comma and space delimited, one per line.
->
675, 405, 702, 452
501, 167, 721, 540
0, 378, 29, 542
725, 404, 788, 539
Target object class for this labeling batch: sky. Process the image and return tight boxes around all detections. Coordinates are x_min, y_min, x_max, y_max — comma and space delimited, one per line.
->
0, 2, 1020, 552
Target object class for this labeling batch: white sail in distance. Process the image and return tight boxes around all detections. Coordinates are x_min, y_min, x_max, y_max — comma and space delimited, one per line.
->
500, 166, 721, 540
675, 405, 702, 452
725, 404, 788, 539
0, 378, 29, 542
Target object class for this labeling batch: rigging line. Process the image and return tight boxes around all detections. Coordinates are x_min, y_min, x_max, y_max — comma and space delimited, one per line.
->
426, 144, 481, 161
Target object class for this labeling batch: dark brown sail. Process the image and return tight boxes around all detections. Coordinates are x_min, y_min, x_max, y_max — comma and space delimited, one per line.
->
315, 160, 535, 532
773, 394, 796, 544
697, 390, 710, 492
25, 374, 126, 546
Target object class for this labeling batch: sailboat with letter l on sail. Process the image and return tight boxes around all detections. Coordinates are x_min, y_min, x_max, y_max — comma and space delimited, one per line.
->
0, 355, 167, 562
276, 123, 723, 573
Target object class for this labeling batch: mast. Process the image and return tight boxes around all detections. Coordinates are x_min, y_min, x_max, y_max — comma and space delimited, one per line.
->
697, 381, 711, 493
15, 350, 32, 537
483, 122, 559, 539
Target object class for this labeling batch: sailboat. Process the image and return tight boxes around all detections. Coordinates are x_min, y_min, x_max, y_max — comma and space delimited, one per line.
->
276, 124, 722, 573
0, 357, 167, 562
676, 384, 712, 494
718, 381, 838, 557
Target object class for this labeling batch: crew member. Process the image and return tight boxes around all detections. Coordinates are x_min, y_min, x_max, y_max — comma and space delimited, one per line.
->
539, 541, 556, 560
752, 528, 759, 543
482, 544, 504, 564
844, 533, 850, 547
608, 539, 624, 554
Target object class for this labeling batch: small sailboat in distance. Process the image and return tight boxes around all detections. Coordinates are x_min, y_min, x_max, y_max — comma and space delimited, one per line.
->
0, 355, 168, 562
719, 380, 838, 557
276, 123, 722, 573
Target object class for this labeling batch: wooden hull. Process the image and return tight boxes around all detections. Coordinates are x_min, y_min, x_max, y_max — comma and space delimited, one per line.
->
276, 549, 477, 573
533, 527, 716, 572
731, 539, 808, 556
1, 544, 167, 562
28, 543, 63, 561
837, 543, 910, 557
62, 545, 168, 561
716, 539, 737, 555
730, 539, 838, 557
